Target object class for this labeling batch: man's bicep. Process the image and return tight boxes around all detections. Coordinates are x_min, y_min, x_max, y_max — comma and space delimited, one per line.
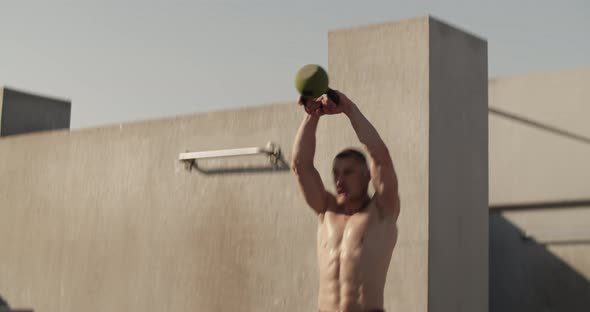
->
370, 153, 400, 216
293, 166, 330, 214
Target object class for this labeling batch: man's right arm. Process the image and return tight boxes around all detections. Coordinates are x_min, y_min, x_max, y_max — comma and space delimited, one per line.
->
291, 113, 330, 214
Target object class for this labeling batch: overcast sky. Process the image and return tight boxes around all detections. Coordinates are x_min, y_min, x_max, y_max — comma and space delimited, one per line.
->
0, 0, 588, 129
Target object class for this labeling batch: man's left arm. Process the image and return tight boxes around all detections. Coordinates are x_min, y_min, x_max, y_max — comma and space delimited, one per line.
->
331, 92, 400, 219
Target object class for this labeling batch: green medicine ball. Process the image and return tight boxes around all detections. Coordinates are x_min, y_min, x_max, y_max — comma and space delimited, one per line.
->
294, 64, 329, 98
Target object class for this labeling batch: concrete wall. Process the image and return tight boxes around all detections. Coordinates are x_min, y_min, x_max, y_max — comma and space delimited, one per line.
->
0, 17, 488, 312
0, 88, 71, 137
489, 68, 590, 311
328, 17, 488, 312
427, 19, 488, 312
490, 213, 590, 312
328, 16, 488, 312
328, 18, 431, 311
489, 68, 590, 205
0, 105, 313, 312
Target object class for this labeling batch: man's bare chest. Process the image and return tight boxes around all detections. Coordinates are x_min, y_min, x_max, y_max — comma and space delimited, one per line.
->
317, 207, 397, 256
319, 211, 373, 249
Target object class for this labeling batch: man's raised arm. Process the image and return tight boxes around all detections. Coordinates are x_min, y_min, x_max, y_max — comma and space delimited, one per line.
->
291, 100, 330, 214
326, 91, 400, 218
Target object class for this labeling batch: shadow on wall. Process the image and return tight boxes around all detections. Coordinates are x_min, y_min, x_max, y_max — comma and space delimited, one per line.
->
191, 157, 291, 175
490, 213, 590, 312
0, 295, 8, 309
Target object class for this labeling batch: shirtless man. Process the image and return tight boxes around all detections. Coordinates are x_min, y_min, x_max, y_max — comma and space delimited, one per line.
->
291, 90, 400, 312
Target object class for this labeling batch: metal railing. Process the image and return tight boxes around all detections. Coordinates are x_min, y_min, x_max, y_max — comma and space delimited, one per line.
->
179, 142, 282, 171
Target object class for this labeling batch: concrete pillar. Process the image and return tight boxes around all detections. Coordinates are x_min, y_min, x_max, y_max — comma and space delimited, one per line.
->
0, 87, 70, 137
328, 16, 488, 312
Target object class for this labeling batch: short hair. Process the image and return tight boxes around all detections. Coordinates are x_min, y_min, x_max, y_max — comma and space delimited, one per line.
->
334, 148, 368, 166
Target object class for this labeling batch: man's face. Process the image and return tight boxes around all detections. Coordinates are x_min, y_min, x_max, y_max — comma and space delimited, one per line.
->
332, 157, 370, 204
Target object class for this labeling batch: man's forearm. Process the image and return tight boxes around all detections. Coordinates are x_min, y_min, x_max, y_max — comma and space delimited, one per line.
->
344, 103, 390, 162
291, 113, 320, 169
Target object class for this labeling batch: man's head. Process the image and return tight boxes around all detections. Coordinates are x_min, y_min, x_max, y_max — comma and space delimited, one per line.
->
332, 148, 371, 204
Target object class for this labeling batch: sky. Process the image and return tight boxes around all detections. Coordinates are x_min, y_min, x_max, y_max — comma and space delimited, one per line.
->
0, 0, 588, 129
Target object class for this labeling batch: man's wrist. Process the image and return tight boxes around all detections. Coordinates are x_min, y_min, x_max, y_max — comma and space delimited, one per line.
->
304, 112, 320, 122
343, 102, 357, 117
